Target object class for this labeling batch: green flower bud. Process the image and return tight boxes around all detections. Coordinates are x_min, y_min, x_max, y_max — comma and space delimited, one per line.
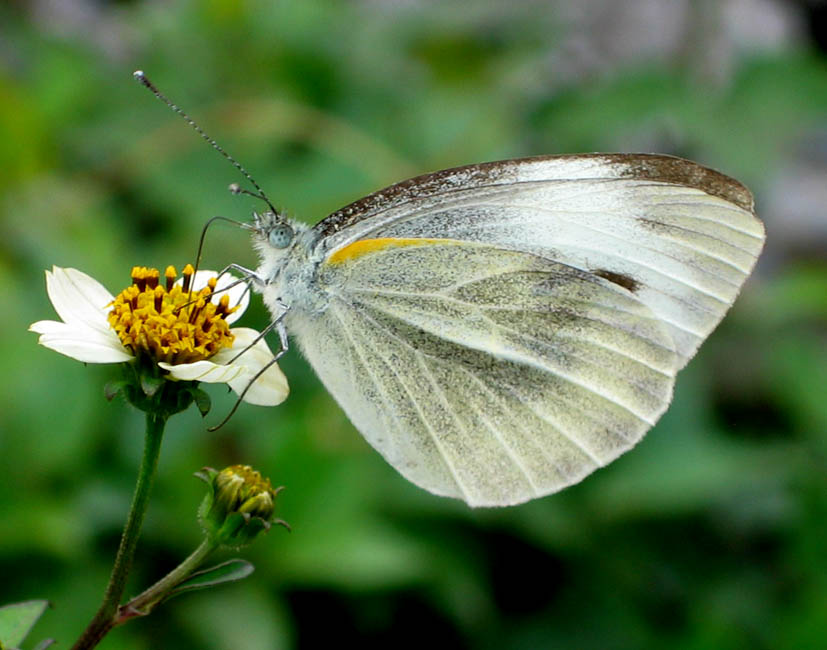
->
196, 465, 288, 548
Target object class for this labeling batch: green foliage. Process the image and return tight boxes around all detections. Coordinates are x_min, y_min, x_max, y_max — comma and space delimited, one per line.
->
1, 1, 825, 648
165, 560, 255, 602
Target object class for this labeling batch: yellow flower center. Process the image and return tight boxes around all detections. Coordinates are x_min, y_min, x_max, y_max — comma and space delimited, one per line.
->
108, 264, 237, 365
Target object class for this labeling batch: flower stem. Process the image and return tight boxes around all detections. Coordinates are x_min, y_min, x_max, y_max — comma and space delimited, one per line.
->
71, 412, 167, 650
116, 538, 217, 622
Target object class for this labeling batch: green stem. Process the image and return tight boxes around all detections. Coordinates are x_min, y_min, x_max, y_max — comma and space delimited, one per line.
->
116, 538, 217, 623
71, 412, 167, 650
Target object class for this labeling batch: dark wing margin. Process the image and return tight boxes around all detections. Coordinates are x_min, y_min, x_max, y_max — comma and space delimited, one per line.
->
312, 153, 755, 239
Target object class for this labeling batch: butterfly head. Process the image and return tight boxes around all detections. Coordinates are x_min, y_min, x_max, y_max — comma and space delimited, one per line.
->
254, 210, 295, 250
251, 210, 313, 287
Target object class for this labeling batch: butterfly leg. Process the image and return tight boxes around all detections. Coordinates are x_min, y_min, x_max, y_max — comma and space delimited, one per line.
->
225, 299, 290, 365
274, 299, 290, 361
215, 263, 265, 289
210, 263, 274, 314
175, 265, 260, 315
206, 310, 291, 433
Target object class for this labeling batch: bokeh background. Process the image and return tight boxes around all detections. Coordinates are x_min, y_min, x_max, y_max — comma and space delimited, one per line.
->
1, 1, 826, 648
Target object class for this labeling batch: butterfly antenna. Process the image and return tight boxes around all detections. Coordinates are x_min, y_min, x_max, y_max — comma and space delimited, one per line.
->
133, 70, 279, 214
228, 182, 273, 205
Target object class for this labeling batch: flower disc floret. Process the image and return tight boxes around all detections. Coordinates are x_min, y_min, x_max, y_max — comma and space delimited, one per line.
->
108, 265, 237, 365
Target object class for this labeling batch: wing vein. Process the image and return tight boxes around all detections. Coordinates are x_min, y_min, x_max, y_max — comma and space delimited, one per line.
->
344, 264, 717, 334
346, 284, 673, 335
467, 201, 741, 297
448, 358, 600, 478
500, 381, 605, 467
368, 281, 679, 372
344, 284, 683, 362
348, 294, 656, 426
338, 298, 474, 502
335, 291, 641, 470
475, 309, 674, 399
327, 301, 405, 459
416, 354, 541, 497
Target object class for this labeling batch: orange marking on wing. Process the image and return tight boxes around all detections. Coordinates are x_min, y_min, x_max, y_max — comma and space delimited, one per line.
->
326, 238, 456, 265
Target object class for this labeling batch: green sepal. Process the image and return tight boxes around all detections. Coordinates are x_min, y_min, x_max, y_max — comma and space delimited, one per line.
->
187, 387, 212, 417
243, 515, 269, 538
194, 467, 218, 485
104, 380, 129, 402
218, 512, 248, 540
195, 467, 218, 532
140, 372, 164, 398
116, 359, 202, 419
216, 513, 273, 549
0, 600, 49, 648
163, 559, 255, 602
31, 639, 55, 650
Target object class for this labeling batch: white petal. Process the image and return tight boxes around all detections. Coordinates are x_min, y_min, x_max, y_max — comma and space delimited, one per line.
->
220, 327, 289, 406
29, 317, 121, 346
177, 270, 250, 324
31, 321, 132, 363
229, 359, 289, 406
161, 360, 245, 383
46, 267, 114, 334
160, 328, 288, 406
209, 327, 264, 363
29, 319, 70, 335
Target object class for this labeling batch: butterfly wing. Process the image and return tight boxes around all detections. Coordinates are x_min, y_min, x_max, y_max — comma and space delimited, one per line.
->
312, 154, 764, 368
291, 154, 763, 507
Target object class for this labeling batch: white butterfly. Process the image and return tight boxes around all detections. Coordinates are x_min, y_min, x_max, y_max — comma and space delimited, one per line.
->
249, 153, 765, 507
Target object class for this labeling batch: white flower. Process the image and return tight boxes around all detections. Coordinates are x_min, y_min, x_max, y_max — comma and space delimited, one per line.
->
29, 265, 288, 406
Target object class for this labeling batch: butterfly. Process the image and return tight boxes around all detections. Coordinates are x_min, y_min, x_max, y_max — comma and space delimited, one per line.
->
134, 72, 765, 507
249, 153, 765, 507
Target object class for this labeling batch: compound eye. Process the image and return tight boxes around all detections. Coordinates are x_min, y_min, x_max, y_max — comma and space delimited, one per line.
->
268, 224, 294, 249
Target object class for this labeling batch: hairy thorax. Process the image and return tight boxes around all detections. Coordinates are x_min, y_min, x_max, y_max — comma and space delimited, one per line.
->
253, 220, 333, 324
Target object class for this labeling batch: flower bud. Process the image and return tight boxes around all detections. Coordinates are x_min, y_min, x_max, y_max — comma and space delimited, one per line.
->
196, 464, 287, 548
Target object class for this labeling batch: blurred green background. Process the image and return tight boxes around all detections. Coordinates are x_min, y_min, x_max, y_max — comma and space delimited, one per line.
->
1, 1, 826, 648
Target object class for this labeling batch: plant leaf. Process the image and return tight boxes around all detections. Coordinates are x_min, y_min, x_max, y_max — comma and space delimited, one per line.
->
0, 600, 49, 647
165, 560, 255, 601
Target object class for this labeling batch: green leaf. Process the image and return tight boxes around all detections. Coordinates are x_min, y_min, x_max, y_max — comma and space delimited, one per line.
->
165, 560, 255, 601
0, 600, 49, 647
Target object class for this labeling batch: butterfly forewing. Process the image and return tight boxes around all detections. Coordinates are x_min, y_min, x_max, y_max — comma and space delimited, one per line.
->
312, 154, 764, 368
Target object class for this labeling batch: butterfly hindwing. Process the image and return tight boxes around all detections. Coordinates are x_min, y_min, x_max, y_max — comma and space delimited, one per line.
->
295, 240, 679, 506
